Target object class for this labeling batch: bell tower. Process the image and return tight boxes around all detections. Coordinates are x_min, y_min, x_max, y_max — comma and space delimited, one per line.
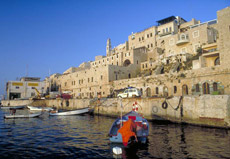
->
106, 38, 112, 56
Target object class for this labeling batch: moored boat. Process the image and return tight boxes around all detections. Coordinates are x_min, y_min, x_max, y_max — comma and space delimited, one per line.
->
49, 107, 89, 116
4, 112, 42, 119
0, 105, 26, 109
27, 105, 53, 111
108, 101, 149, 146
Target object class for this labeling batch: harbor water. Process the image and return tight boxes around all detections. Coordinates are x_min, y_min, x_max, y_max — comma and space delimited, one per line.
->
0, 109, 230, 159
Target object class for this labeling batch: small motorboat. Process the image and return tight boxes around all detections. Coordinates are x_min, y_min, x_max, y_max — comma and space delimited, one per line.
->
108, 101, 149, 146
4, 112, 42, 119
27, 105, 53, 111
0, 105, 26, 109
49, 107, 89, 116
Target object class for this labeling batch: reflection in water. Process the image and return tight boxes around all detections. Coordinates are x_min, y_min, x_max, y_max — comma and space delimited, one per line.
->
0, 109, 230, 158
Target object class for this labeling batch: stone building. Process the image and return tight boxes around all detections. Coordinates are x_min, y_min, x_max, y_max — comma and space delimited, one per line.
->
46, 7, 230, 99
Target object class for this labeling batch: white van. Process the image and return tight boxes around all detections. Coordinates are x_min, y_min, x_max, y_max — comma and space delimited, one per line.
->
117, 88, 141, 98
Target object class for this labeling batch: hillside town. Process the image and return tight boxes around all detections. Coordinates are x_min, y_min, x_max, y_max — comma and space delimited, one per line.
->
7, 7, 230, 101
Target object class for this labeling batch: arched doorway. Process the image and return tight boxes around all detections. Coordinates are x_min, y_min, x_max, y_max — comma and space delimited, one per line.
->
146, 87, 151, 97
124, 59, 131, 66
203, 82, 210, 94
182, 85, 188, 95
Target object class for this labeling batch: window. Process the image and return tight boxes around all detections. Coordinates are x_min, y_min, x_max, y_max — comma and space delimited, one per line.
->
182, 85, 188, 95
128, 73, 131, 78
166, 60, 169, 64
203, 82, 210, 94
193, 30, 199, 38
137, 60, 138, 64
174, 86, 177, 93
166, 28, 168, 33
91, 77, 93, 82
117, 55, 118, 58
156, 87, 159, 94
16, 86, 20, 89
169, 27, 172, 32
101, 75, 103, 80
142, 64, 144, 68
150, 33, 152, 37
145, 63, 148, 68
163, 29, 165, 33
142, 37, 144, 40
147, 45, 149, 48
116, 74, 118, 80
139, 38, 141, 41
88, 78, 90, 82
181, 34, 186, 40
213, 82, 218, 91
214, 57, 220, 66
147, 34, 149, 38
151, 43, 153, 47
196, 84, 200, 92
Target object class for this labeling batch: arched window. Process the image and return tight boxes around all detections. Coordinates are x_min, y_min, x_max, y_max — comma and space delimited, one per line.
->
128, 73, 131, 78
124, 59, 131, 66
163, 86, 168, 97
214, 57, 220, 66
146, 88, 151, 97
181, 34, 186, 40
213, 82, 218, 91
203, 82, 210, 94
182, 85, 188, 95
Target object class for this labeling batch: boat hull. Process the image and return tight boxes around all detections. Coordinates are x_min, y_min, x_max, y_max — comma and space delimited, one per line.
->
4, 113, 42, 119
109, 111, 149, 145
49, 107, 89, 116
0, 105, 26, 109
27, 106, 53, 111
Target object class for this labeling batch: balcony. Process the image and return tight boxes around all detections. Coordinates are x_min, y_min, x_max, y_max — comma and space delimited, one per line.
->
176, 34, 189, 45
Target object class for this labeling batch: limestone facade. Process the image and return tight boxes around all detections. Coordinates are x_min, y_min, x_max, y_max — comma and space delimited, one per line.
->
46, 7, 230, 99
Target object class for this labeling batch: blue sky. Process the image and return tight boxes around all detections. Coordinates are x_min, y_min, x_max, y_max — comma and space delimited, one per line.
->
0, 0, 229, 97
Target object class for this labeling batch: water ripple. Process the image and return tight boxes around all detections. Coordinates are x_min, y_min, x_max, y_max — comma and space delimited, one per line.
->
0, 109, 230, 158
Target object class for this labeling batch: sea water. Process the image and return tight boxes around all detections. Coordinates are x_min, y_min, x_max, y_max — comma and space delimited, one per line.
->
0, 109, 230, 158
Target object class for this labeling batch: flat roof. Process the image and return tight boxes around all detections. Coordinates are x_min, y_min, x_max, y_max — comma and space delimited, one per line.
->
156, 16, 176, 25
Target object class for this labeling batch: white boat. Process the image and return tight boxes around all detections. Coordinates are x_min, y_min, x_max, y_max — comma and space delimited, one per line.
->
49, 107, 89, 116
0, 105, 26, 109
27, 105, 53, 111
4, 113, 42, 119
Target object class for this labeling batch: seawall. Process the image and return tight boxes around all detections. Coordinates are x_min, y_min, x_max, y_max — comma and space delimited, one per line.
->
1, 95, 230, 128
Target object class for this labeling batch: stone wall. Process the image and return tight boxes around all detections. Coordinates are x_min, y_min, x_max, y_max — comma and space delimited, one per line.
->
1, 95, 230, 128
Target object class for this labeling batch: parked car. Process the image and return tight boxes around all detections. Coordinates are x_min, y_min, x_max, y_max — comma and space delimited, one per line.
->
117, 88, 141, 98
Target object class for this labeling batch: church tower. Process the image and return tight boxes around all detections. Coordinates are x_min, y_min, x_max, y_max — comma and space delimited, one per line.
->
106, 38, 112, 56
